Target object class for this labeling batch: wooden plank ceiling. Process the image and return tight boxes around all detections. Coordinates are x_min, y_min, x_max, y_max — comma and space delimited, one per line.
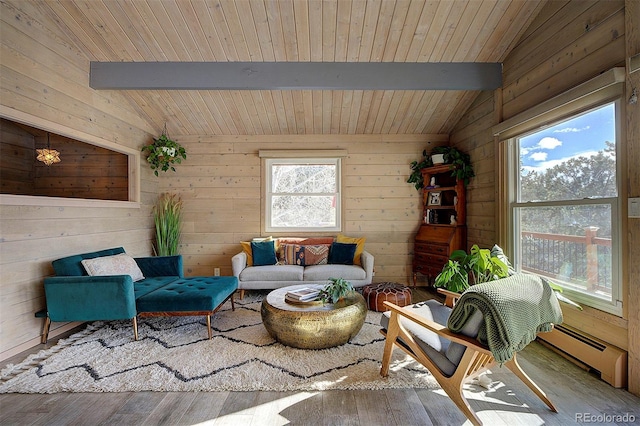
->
41, 0, 545, 136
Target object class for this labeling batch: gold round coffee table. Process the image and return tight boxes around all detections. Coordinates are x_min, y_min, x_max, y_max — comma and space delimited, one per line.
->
261, 284, 367, 349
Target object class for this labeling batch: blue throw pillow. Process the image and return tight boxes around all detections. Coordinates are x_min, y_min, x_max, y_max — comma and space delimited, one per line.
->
251, 241, 277, 266
328, 242, 357, 265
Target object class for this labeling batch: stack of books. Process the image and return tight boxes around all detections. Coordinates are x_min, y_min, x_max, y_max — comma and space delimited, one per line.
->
285, 287, 320, 303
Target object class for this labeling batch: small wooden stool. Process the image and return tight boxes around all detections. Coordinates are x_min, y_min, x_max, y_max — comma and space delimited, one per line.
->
362, 282, 412, 312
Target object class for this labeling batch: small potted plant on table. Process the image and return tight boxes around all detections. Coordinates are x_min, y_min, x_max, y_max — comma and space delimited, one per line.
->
319, 278, 355, 304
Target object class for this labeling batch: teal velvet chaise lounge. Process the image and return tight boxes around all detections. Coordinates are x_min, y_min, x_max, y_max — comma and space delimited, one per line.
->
41, 247, 238, 342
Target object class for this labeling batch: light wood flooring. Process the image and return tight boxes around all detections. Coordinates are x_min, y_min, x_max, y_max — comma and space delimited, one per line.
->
1, 288, 639, 425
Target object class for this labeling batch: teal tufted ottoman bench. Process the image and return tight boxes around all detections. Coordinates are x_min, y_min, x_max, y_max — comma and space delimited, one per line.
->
136, 276, 237, 339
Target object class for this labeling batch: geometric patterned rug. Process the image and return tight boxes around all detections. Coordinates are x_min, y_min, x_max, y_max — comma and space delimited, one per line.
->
0, 295, 437, 393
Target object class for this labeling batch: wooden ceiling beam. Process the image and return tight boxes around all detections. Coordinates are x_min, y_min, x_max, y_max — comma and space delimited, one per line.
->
90, 62, 502, 91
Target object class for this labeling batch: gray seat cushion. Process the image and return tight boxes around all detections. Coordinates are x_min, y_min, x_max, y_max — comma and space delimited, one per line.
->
303, 264, 366, 281
380, 299, 484, 377
239, 264, 303, 282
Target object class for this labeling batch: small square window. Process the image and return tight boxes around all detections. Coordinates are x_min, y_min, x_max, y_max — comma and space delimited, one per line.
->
265, 158, 341, 233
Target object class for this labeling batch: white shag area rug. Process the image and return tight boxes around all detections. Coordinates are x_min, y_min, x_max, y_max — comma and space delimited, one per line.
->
0, 295, 437, 393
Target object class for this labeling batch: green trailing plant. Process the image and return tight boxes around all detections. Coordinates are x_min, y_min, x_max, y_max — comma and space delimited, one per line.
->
319, 277, 354, 304
431, 146, 475, 186
407, 146, 474, 190
141, 129, 187, 176
153, 193, 183, 256
434, 244, 510, 293
407, 149, 433, 190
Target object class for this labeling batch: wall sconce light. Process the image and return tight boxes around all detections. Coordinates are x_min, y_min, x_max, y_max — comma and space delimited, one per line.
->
36, 132, 61, 166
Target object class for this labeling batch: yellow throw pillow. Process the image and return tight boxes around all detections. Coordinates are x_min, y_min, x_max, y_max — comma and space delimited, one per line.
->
240, 241, 253, 266
336, 234, 366, 266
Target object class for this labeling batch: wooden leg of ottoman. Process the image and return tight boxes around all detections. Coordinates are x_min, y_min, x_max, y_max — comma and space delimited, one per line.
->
132, 317, 138, 341
41, 316, 51, 344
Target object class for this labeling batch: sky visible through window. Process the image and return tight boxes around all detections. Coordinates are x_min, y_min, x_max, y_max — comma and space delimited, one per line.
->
519, 103, 615, 174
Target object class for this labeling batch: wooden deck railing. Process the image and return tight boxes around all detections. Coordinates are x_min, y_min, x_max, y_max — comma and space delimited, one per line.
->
521, 227, 612, 296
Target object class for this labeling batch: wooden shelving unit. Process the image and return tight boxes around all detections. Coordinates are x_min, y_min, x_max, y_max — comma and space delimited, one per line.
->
412, 164, 467, 286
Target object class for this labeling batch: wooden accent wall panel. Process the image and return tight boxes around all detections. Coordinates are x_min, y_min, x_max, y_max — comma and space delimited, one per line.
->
1, 120, 129, 201
0, 120, 35, 195
156, 134, 445, 286
33, 134, 129, 201
0, 1, 157, 360
450, 0, 638, 394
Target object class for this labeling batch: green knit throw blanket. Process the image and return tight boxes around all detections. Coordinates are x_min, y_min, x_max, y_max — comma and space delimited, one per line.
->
447, 274, 563, 363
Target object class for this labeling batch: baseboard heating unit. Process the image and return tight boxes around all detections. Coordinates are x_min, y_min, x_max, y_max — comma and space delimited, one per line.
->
537, 324, 627, 388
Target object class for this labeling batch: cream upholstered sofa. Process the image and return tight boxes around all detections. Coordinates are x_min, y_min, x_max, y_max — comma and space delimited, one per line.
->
231, 236, 374, 298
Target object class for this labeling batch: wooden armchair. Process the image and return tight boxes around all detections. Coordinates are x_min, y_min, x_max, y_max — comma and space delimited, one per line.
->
380, 286, 558, 426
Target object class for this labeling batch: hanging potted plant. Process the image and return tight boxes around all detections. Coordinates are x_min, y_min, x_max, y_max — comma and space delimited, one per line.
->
141, 125, 187, 176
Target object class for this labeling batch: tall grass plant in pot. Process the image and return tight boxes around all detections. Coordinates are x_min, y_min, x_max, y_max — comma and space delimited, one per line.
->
153, 193, 183, 256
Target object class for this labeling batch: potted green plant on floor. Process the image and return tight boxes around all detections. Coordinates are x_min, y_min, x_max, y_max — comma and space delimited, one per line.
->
434, 244, 510, 293
153, 193, 183, 256
142, 126, 187, 176
434, 244, 582, 309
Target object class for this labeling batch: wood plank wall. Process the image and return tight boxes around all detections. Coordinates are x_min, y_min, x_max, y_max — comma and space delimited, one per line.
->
156, 134, 444, 285
0, 1, 158, 359
624, 0, 639, 397
450, 0, 639, 394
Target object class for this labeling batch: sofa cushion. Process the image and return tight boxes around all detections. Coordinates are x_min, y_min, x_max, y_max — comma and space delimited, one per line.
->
240, 241, 254, 266
380, 300, 457, 377
81, 254, 145, 282
328, 242, 357, 265
134, 276, 179, 299
336, 234, 366, 266
304, 264, 366, 281
276, 237, 334, 261
136, 276, 238, 313
252, 240, 277, 266
241, 237, 274, 266
379, 300, 484, 378
52, 247, 126, 276
282, 244, 330, 266
239, 264, 304, 282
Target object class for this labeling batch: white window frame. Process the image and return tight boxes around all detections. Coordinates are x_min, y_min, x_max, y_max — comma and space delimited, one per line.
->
260, 150, 345, 234
493, 69, 625, 316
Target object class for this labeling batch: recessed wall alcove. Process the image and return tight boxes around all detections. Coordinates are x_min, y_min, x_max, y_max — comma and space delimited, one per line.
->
0, 114, 140, 206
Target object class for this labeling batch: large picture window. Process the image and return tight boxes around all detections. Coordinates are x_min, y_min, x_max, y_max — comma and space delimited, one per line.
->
264, 157, 341, 233
507, 101, 622, 315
